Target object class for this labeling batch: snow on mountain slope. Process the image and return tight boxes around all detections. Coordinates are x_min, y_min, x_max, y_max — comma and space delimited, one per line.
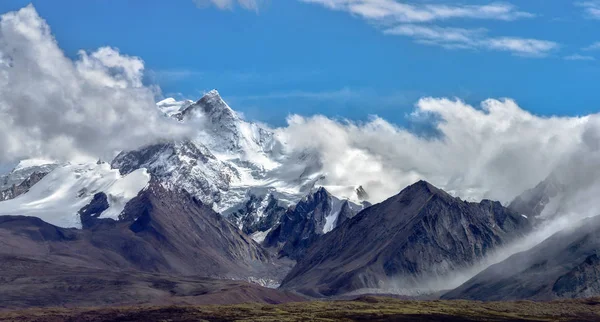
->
263, 187, 364, 260
112, 140, 240, 207
0, 162, 150, 228
0, 159, 58, 190
156, 97, 193, 117
180, 90, 283, 169
111, 90, 365, 235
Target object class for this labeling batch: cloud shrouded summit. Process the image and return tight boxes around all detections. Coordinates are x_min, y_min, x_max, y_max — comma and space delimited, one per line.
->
2, 4, 600, 211
0, 5, 189, 162
278, 98, 591, 204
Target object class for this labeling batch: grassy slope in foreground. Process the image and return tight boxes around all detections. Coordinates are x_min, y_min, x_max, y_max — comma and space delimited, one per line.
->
2, 296, 600, 322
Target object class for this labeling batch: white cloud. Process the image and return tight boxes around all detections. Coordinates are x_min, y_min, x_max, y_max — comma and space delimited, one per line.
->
583, 41, 600, 51
301, 0, 534, 23
0, 5, 189, 162
193, 0, 266, 11
303, 1, 556, 57
576, 1, 600, 19
385, 24, 558, 57
485, 37, 559, 57
564, 54, 596, 61
277, 98, 590, 204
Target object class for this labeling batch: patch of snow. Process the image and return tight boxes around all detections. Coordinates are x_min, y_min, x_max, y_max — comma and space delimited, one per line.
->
323, 197, 345, 234
251, 228, 271, 243
0, 162, 149, 228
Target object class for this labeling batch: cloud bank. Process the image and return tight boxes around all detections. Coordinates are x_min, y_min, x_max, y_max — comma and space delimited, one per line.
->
0, 5, 189, 162
277, 98, 589, 204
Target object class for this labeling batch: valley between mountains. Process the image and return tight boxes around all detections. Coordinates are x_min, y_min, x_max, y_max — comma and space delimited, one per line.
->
1, 90, 599, 311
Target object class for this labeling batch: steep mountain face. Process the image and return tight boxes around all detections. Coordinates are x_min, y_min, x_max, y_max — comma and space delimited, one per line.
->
0, 171, 48, 202
443, 215, 600, 300
264, 187, 362, 260
228, 192, 287, 236
508, 173, 564, 220
112, 90, 366, 237
0, 159, 58, 190
0, 180, 287, 284
178, 89, 281, 160
0, 159, 58, 201
112, 140, 239, 208
280, 181, 531, 297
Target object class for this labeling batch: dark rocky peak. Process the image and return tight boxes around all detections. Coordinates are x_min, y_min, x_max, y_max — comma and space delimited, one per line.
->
399, 180, 451, 199
356, 185, 369, 201
280, 181, 531, 297
264, 187, 361, 260
303, 186, 330, 204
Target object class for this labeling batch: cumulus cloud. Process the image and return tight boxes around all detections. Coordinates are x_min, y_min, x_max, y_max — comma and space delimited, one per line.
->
193, 0, 266, 11
0, 5, 189, 162
384, 25, 558, 57
301, 0, 534, 23
277, 98, 589, 204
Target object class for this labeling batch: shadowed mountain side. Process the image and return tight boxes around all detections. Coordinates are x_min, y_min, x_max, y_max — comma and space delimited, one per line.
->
443, 215, 600, 301
264, 187, 361, 260
0, 180, 289, 284
280, 181, 531, 297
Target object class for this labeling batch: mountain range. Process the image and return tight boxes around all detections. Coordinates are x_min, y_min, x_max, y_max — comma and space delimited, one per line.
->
0, 89, 598, 308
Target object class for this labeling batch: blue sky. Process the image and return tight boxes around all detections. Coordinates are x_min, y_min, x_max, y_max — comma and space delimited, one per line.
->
0, 0, 599, 126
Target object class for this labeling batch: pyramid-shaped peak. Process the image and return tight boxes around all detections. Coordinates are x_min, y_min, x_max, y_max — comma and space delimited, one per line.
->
179, 89, 237, 122
197, 90, 234, 116
398, 180, 451, 199
203, 89, 221, 98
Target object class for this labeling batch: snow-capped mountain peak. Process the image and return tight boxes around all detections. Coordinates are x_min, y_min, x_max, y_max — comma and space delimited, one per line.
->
181, 89, 238, 124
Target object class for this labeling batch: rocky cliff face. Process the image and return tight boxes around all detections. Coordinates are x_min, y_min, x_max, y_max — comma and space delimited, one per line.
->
112, 140, 239, 208
443, 215, 600, 301
280, 181, 531, 297
0, 171, 49, 201
264, 187, 361, 260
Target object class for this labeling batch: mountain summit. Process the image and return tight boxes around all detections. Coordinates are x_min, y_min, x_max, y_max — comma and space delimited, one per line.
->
280, 180, 531, 297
